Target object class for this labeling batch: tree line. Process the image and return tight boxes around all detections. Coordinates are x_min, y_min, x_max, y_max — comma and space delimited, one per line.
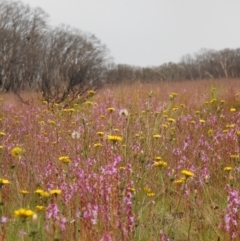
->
106, 48, 240, 83
1, 0, 240, 103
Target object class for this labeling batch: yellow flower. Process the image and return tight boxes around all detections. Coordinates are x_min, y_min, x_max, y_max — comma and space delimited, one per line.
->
155, 156, 162, 160
49, 120, 56, 125
40, 191, 50, 198
50, 189, 62, 195
107, 135, 122, 143
0, 178, 10, 185
11, 146, 24, 158
167, 118, 176, 123
208, 129, 214, 136
96, 131, 104, 136
0, 132, 6, 137
181, 170, 194, 178
87, 90, 96, 95
36, 205, 46, 211
230, 108, 236, 112
94, 143, 102, 148
107, 107, 115, 113
59, 156, 71, 163
199, 119, 205, 123
20, 190, 29, 195
174, 177, 186, 184
224, 167, 232, 172
153, 161, 167, 168
14, 208, 35, 218
147, 192, 156, 197
153, 134, 161, 139
42, 100, 48, 105
85, 101, 93, 106
34, 189, 44, 194
143, 187, 152, 193
190, 120, 196, 124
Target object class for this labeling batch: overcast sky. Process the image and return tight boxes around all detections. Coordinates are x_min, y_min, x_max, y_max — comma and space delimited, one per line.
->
20, 0, 240, 67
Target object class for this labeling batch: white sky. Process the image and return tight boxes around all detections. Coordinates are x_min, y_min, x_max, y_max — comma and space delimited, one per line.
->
20, 0, 240, 67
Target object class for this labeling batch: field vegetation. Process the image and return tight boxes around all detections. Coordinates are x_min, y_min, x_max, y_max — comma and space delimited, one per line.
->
0, 79, 240, 240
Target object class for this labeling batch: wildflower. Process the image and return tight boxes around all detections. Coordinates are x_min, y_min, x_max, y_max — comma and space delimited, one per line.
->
153, 161, 167, 168
181, 170, 194, 178
119, 109, 129, 117
36, 205, 46, 211
14, 208, 35, 219
190, 120, 196, 124
94, 143, 102, 148
199, 119, 205, 123
0, 132, 6, 137
230, 108, 236, 112
40, 191, 50, 198
34, 189, 44, 194
107, 135, 122, 143
85, 101, 93, 106
167, 118, 176, 123
155, 156, 162, 160
169, 92, 177, 100
143, 187, 152, 193
39, 120, 45, 125
71, 130, 80, 139
20, 190, 29, 195
147, 192, 156, 197
11, 146, 24, 158
99, 115, 105, 119
220, 100, 225, 104
96, 131, 104, 136
208, 129, 214, 136
87, 90, 96, 95
42, 100, 48, 105
107, 107, 115, 113
153, 134, 161, 139
49, 120, 56, 126
119, 166, 126, 171
224, 167, 232, 172
0, 178, 10, 186
59, 156, 71, 163
50, 189, 62, 195
210, 99, 217, 104
174, 177, 186, 184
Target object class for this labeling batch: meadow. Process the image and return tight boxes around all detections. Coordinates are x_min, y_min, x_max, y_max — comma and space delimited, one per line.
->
0, 79, 240, 241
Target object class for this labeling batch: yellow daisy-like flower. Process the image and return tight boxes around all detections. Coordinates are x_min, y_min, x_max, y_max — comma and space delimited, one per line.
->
96, 131, 104, 136
50, 189, 62, 195
230, 108, 236, 112
20, 190, 29, 195
224, 167, 232, 172
11, 146, 24, 158
167, 118, 176, 123
59, 156, 71, 163
87, 90, 96, 95
155, 156, 162, 160
107, 135, 122, 143
0, 132, 6, 137
94, 143, 103, 148
36, 205, 46, 211
174, 177, 186, 184
85, 101, 93, 106
153, 134, 161, 139
40, 191, 50, 198
181, 170, 194, 178
14, 208, 35, 218
153, 161, 167, 168
143, 187, 152, 193
34, 189, 44, 194
107, 107, 115, 113
0, 178, 10, 185
199, 119, 205, 123
147, 192, 156, 197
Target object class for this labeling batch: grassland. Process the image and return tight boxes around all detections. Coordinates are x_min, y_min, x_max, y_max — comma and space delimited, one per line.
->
0, 79, 240, 241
